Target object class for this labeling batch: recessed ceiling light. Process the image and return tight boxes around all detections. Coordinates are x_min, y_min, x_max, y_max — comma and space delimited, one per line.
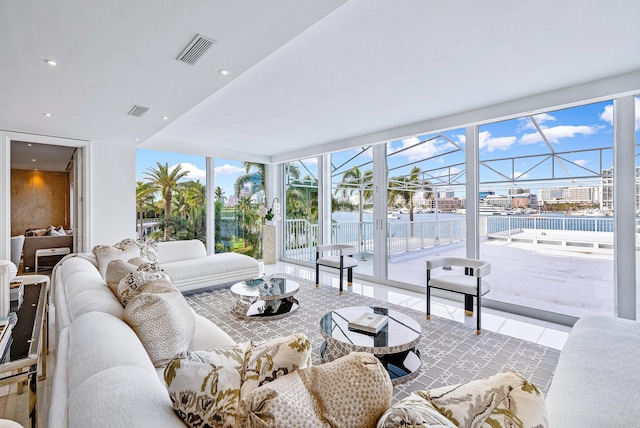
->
43, 113, 53, 117
161, 116, 169, 120
134, 138, 140, 142
27, 143, 32, 147
32, 159, 36, 162
44, 59, 59, 66
219, 69, 229, 76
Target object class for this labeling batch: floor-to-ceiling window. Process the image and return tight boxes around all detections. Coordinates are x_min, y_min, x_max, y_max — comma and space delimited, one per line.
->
279, 95, 637, 322
136, 149, 207, 243
212, 159, 263, 258
478, 101, 615, 318
283, 157, 319, 262
386, 129, 467, 286
331, 147, 374, 276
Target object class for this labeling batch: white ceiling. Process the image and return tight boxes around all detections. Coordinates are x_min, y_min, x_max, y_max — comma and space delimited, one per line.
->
2, 0, 640, 166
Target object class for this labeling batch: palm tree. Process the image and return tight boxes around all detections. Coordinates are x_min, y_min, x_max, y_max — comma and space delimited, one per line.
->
214, 186, 226, 204
136, 180, 158, 238
144, 162, 190, 241
185, 181, 206, 240
335, 166, 373, 251
234, 162, 265, 197
389, 166, 430, 235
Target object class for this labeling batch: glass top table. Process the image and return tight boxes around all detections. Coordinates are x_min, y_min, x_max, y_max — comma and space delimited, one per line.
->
230, 276, 299, 320
320, 306, 422, 384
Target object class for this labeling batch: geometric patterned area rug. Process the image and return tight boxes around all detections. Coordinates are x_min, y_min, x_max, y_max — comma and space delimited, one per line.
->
184, 274, 560, 402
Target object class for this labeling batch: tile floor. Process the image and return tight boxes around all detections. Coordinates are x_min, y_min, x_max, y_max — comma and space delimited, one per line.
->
2, 261, 571, 427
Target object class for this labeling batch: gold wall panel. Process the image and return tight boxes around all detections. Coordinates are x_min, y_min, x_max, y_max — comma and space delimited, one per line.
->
11, 169, 70, 236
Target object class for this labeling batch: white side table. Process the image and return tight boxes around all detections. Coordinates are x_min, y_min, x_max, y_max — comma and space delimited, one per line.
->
35, 247, 70, 273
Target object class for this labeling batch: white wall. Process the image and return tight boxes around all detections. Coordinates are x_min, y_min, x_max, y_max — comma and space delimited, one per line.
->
88, 142, 137, 247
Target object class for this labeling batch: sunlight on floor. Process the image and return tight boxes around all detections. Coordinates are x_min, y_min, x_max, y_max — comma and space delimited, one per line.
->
266, 261, 571, 350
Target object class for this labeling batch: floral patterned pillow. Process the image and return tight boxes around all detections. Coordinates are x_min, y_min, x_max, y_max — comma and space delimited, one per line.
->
164, 334, 312, 428
379, 370, 547, 428
164, 345, 249, 428
376, 392, 456, 428
241, 333, 312, 399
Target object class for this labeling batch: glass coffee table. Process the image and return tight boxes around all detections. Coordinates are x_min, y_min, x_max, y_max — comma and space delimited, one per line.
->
230, 276, 299, 320
320, 306, 421, 384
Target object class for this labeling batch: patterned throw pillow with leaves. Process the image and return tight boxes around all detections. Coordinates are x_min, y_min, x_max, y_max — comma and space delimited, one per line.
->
426, 370, 547, 428
376, 392, 456, 428
241, 333, 312, 399
164, 345, 249, 428
164, 334, 313, 428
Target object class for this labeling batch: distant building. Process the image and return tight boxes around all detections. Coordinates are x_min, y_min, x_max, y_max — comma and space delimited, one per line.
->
600, 167, 640, 210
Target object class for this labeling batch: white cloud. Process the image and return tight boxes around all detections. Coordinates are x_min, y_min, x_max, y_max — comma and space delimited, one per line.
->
299, 157, 318, 166
520, 113, 556, 131
520, 125, 598, 145
435, 167, 462, 177
479, 130, 517, 152
169, 162, 206, 181
398, 136, 441, 161
574, 159, 589, 167
533, 112, 556, 124
513, 171, 529, 179
600, 99, 640, 130
600, 104, 613, 125
214, 163, 245, 176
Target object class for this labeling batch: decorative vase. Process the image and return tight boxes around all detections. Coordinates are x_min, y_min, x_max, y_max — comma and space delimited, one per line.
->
265, 219, 275, 226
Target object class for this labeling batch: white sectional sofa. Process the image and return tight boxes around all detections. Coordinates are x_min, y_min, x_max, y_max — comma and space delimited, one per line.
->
50, 253, 239, 427
48, 244, 394, 428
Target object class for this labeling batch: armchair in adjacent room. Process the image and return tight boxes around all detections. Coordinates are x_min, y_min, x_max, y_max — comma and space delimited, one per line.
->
426, 257, 491, 334
10, 235, 25, 270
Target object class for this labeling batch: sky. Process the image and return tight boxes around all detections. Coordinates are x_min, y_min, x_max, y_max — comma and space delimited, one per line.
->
136, 149, 245, 202
137, 98, 640, 200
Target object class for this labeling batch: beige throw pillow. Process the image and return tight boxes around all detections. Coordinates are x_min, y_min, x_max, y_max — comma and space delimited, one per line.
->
105, 259, 138, 295
123, 279, 195, 367
93, 240, 141, 280
242, 352, 393, 428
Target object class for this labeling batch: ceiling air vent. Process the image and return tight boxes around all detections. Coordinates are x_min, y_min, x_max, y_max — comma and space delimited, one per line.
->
177, 34, 217, 65
128, 105, 150, 117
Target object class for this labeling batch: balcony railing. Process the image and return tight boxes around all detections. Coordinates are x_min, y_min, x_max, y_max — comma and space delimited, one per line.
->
283, 215, 640, 262
284, 217, 466, 261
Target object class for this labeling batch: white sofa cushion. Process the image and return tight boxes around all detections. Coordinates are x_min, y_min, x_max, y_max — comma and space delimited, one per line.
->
157, 239, 207, 264
67, 312, 155, 392
69, 366, 182, 428
190, 313, 236, 350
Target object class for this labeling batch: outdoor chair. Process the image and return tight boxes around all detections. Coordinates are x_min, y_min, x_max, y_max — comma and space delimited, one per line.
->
315, 244, 358, 295
426, 257, 491, 334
